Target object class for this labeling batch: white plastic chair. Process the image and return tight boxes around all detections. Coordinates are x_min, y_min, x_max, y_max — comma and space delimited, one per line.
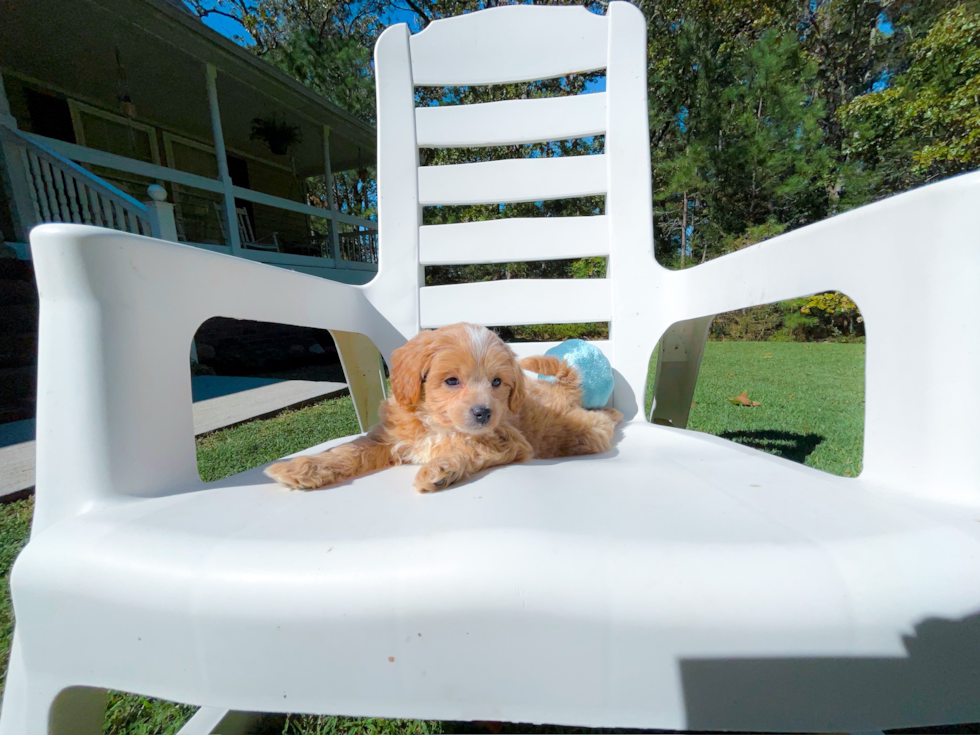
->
5, 4, 980, 733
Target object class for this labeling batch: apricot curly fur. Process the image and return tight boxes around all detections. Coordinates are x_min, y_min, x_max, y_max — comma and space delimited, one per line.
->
265, 323, 620, 493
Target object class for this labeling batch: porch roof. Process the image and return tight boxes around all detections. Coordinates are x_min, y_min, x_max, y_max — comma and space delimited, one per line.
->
0, 0, 376, 177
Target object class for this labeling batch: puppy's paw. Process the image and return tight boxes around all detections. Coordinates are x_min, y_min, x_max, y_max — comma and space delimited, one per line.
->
265, 456, 337, 490
414, 459, 462, 494
603, 408, 624, 425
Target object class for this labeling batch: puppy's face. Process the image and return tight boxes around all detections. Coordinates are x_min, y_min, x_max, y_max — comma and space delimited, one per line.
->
390, 323, 525, 435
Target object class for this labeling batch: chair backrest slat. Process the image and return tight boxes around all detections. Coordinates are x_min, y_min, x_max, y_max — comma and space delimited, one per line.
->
420, 216, 609, 266
418, 155, 606, 206
419, 279, 611, 329
409, 5, 608, 86
416, 93, 607, 148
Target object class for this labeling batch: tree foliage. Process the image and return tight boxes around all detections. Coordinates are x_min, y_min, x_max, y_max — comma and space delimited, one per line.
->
838, 3, 980, 193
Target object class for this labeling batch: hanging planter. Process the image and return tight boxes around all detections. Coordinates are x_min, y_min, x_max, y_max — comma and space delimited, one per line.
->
250, 115, 303, 156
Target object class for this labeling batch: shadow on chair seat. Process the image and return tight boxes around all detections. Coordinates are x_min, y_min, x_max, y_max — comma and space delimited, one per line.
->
681, 610, 980, 732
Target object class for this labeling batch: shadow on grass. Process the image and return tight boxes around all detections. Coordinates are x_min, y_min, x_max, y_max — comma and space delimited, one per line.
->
719, 430, 823, 465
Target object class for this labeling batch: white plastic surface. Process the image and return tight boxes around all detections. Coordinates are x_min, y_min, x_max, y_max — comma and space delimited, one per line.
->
419, 216, 609, 265
4, 3, 980, 733
419, 279, 612, 329
415, 94, 607, 148
417, 155, 607, 206
408, 5, 607, 86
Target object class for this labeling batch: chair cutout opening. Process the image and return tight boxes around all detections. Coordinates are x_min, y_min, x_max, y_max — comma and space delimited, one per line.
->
189, 317, 362, 483
647, 294, 865, 477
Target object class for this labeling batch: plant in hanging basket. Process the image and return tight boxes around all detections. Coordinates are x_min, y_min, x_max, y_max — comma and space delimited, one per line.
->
250, 115, 303, 156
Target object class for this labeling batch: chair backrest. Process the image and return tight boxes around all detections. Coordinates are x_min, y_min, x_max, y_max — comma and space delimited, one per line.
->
368, 2, 662, 419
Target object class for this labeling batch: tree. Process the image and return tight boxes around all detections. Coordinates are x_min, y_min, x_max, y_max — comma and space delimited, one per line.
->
839, 3, 980, 196
645, 3, 835, 267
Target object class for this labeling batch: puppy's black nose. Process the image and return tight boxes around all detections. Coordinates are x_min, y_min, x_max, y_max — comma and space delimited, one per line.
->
471, 405, 492, 425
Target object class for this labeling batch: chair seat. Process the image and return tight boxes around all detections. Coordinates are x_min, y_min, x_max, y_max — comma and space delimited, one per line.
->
15, 422, 980, 731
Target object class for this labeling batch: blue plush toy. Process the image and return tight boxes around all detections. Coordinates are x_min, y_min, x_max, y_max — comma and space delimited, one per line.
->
537, 339, 614, 409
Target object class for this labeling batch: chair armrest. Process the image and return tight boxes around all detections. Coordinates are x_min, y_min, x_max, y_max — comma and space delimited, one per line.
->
31, 225, 403, 531
669, 172, 980, 504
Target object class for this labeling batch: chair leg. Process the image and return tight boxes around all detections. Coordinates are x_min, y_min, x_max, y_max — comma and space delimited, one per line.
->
649, 315, 714, 428
0, 634, 106, 735
332, 330, 386, 432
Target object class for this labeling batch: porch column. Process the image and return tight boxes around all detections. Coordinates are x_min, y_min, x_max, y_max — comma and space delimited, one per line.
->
205, 64, 242, 255
0, 72, 37, 244
0, 73, 16, 127
322, 125, 342, 265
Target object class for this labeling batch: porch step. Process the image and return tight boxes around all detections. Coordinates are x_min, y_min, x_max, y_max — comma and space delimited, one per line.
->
0, 403, 34, 425
0, 303, 37, 334
0, 279, 37, 305
0, 333, 38, 369
0, 367, 36, 404
0, 263, 40, 423
0, 259, 32, 281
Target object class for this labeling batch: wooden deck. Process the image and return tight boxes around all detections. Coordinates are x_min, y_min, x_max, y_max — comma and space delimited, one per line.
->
0, 377, 347, 501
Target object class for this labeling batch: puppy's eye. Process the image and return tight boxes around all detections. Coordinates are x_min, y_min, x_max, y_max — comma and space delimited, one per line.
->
491, 378, 502, 387
444, 377, 459, 386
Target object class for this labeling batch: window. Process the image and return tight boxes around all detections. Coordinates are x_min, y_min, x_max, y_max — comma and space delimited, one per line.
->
24, 89, 75, 143
69, 101, 159, 164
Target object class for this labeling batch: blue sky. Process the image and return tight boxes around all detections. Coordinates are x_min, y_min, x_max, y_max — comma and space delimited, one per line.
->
200, 10, 254, 43
193, 1, 425, 44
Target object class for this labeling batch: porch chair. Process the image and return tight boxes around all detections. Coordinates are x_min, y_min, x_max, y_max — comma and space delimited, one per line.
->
235, 206, 280, 252
4, 3, 980, 734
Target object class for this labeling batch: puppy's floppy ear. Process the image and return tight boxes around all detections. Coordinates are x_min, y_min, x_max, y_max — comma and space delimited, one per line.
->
390, 330, 439, 410
507, 347, 526, 414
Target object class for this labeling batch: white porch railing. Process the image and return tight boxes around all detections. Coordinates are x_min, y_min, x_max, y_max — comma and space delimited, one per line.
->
0, 125, 152, 237
339, 230, 379, 265
6, 132, 378, 273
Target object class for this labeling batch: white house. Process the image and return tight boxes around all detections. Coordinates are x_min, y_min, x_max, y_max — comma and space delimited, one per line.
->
0, 0, 379, 284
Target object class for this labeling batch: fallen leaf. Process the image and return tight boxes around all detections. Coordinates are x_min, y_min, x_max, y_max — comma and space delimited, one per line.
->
727, 373, 735, 377
728, 391, 760, 407
762, 352, 772, 358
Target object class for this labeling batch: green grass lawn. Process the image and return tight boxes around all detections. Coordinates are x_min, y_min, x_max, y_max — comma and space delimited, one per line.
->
0, 342, 865, 734
685, 341, 864, 477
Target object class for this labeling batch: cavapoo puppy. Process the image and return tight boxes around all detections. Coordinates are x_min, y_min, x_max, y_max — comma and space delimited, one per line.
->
265, 323, 622, 493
